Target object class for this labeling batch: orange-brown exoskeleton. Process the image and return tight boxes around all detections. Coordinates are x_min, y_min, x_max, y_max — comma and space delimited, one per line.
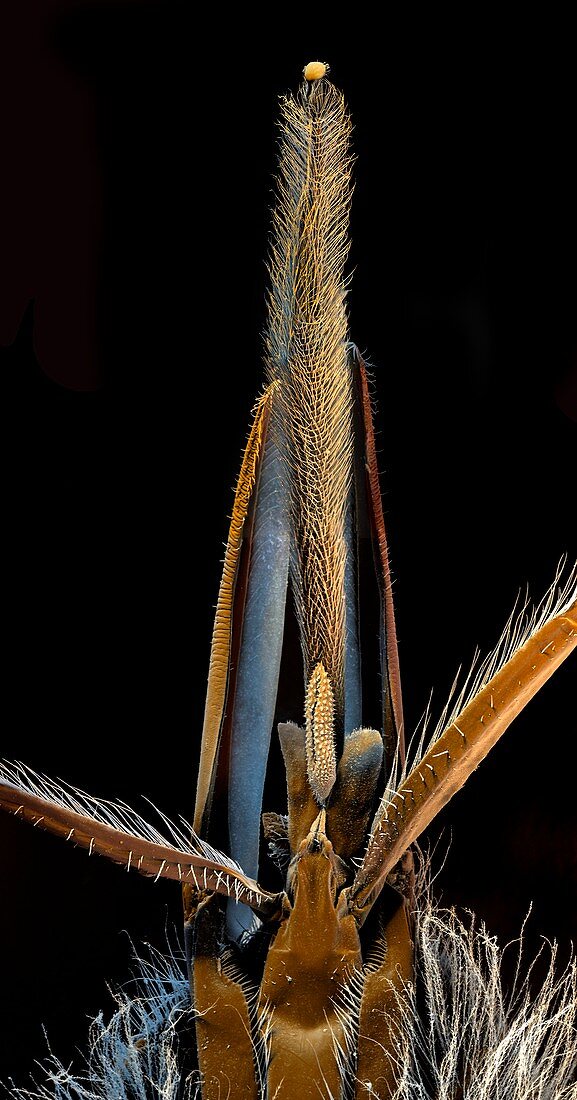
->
1, 65, 576, 1100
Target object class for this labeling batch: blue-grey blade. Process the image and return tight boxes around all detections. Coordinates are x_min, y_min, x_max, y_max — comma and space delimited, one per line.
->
227, 433, 290, 938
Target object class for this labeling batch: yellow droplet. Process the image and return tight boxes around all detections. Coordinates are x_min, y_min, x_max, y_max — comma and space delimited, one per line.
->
303, 60, 329, 82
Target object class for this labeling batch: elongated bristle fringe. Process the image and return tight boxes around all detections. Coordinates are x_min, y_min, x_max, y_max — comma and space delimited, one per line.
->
4, 940, 199, 1100
331, 965, 366, 1097
266, 79, 354, 709
0, 760, 243, 873
384, 906, 577, 1099
388, 559, 577, 795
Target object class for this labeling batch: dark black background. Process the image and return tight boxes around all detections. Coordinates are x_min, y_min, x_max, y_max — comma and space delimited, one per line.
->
1, 2, 576, 1083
